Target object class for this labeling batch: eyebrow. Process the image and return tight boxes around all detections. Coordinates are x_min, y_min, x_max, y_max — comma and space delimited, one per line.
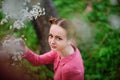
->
49, 33, 62, 38
48, 33, 52, 36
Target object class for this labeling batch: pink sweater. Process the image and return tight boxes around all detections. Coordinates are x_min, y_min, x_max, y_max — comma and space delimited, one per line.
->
22, 46, 84, 80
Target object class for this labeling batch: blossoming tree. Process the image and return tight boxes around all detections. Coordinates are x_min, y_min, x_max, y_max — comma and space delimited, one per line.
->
0, 0, 58, 80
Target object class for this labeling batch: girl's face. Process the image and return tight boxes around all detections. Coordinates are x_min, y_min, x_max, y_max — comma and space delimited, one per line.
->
48, 24, 69, 52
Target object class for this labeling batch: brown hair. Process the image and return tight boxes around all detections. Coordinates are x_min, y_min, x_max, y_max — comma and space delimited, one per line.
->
49, 17, 79, 46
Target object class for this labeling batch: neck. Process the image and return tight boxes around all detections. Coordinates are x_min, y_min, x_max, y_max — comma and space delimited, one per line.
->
59, 45, 74, 58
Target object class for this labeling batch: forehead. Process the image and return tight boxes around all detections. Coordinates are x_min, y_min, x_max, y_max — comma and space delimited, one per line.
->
49, 24, 67, 37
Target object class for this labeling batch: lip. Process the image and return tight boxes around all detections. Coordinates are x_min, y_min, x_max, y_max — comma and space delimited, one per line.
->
51, 45, 56, 49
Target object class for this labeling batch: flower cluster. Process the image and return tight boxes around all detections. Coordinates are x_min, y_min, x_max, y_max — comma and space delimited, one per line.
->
2, 37, 25, 61
29, 3, 45, 20
13, 20, 24, 29
0, 0, 45, 30
0, 0, 45, 64
21, 3, 45, 20
0, 16, 8, 25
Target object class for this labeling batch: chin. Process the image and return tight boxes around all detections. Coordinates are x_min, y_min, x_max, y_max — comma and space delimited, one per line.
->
51, 48, 59, 51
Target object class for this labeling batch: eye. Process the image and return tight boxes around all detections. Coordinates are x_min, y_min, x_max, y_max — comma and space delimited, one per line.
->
57, 37, 62, 40
49, 34, 53, 38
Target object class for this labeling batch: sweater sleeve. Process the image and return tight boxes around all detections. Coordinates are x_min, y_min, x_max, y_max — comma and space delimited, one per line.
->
22, 48, 57, 66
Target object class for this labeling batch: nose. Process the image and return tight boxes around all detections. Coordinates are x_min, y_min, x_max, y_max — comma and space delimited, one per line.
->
50, 38, 55, 44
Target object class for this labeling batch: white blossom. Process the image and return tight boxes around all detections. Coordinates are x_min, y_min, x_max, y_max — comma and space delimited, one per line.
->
25, 0, 31, 3
23, 0, 31, 6
0, 18, 8, 25
13, 20, 24, 29
29, 2, 45, 19
2, 37, 24, 61
1, 0, 45, 29
0, 15, 9, 25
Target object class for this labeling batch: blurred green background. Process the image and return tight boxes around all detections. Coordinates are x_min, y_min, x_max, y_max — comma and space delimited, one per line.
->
0, 0, 120, 80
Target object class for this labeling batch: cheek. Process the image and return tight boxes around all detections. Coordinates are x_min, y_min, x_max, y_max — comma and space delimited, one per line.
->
57, 41, 68, 48
48, 38, 50, 44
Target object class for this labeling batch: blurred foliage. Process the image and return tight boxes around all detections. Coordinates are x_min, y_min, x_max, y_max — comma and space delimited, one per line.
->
0, 0, 120, 80
53, 0, 87, 18
14, 22, 39, 51
0, 12, 11, 43
53, 0, 120, 80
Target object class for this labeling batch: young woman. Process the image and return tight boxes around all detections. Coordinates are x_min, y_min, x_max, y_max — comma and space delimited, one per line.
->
22, 18, 84, 80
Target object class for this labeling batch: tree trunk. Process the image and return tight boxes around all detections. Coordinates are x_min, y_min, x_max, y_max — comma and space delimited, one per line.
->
32, 0, 58, 54
31, 0, 58, 80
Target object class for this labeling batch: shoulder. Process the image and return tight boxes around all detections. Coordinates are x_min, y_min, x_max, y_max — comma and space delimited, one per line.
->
62, 58, 84, 75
